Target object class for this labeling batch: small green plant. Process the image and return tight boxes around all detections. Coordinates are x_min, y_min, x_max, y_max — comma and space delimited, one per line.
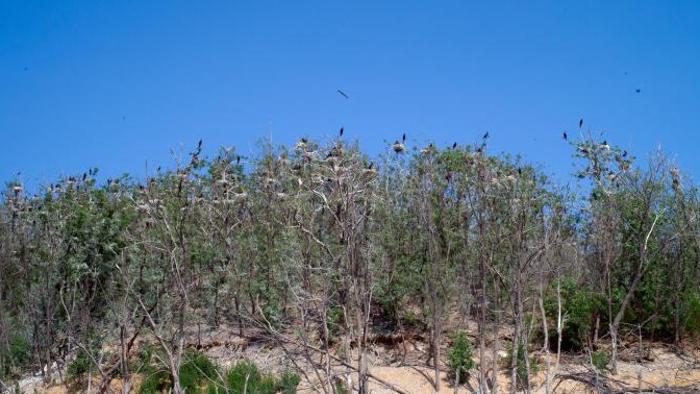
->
67, 348, 94, 382
447, 330, 474, 384
138, 349, 219, 394
591, 350, 610, 372
207, 360, 299, 394
326, 305, 345, 338
503, 342, 539, 390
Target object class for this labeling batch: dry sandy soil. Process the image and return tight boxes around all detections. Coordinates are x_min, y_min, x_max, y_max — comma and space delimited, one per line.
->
14, 323, 700, 393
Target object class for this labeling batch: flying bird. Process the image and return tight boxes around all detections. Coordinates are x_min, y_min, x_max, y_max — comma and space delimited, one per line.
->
562, 132, 568, 141
197, 139, 202, 149
339, 127, 344, 137
452, 142, 457, 149
402, 133, 406, 142
337, 90, 349, 99
622, 150, 628, 158
483, 131, 489, 139
579, 118, 584, 128
635, 89, 641, 93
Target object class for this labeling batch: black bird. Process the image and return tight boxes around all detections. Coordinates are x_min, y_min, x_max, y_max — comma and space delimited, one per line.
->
622, 150, 628, 158
82, 173, 87, 181
197, 139, 202, 149
339, 127, 344, 137
368, 162, 374, 170
563, 132, 568, 141
402, 133, 406, 142
452, 142, 457, 149
483, 131, 489, 139
635, 89, 641, 93
337, 90, 349, 99
579, 118, 584, 128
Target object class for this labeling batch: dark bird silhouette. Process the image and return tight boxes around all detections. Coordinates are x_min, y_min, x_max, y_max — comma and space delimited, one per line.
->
82, 173, 87, 181
622, 150, 628, 158
339, 127, 344, 137
337, 90, 349, 99
563, 132, 568, 141
157, 166, 161, 172
368, 162, 374, 170
579, 118, 584, 128
635, 89, 641, 93
452, 142, 457, 149
402, 133, 406, 142
483, 131, 489, 139
197, 139, 202, 149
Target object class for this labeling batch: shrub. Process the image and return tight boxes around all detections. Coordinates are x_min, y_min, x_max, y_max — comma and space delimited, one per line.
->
138, 349, 219, 394
207, 360, 300, 394
0, 334, 31, 378
503, 342, 539, 390
447, 330, 474, 384
67, 348, 94, 382
591, 350, 610, 372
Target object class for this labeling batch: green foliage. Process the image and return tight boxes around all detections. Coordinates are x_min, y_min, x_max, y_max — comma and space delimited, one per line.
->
206, 360, 298, 394
447, 330, 474, 383
591, 350, 610, 372
503, 342, 539, 390
545, 278, 606, 351
326, 305, 345, 339
0, 334, 31, 378
138, 349, 219, 394
682, 290, 700, 336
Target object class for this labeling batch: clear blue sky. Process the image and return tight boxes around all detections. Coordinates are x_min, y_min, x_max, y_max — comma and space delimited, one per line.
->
2, 1, 699, 190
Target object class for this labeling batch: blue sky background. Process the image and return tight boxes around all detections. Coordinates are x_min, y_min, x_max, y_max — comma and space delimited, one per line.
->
1, 1, 699, 190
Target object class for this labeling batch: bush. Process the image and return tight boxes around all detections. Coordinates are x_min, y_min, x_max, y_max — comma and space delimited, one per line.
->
503, 342, 539, 390
67, 348, 94, 383
206, 360, 300, 394
138, 349, 219, 394
0, 334, 31, 378
447, 331, 474, 384
591, 350, 610, 372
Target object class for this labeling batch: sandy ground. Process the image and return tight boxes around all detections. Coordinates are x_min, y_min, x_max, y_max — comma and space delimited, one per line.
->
14, 324, 700, 393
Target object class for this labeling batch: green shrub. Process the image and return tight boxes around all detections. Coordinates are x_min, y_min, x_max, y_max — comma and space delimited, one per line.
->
447, 330, 474, 383
682, 290, 700, 336
591, 350, 609, 372
0, 334, 31, 378
207, 360, 299, 394
503, 342, 539, 390
67, 348, 94, 382
326, 305, 345, 338
138, 349, 219, 394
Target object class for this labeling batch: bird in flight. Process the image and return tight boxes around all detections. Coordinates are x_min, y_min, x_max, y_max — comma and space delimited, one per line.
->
483, 131, 489, 140
337, 90, 349, 99
579, 118, 584, 128
635, 89, 641, 93
402, 133, 406, 142
339, 127, 344, 137
563, 132, 568, 141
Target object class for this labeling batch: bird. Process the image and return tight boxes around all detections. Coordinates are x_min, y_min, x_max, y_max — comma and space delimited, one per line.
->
483, 131, 489, 139
635, 89, 641, 93
392, 140, 405, 153
622, 150, 628, 158
301, 137, 308, 144
368, 162, 374, 170
579, 119, 584, 128
452, 142, 457, 149
337, 90, 349, 99
197, 139, 203, 149
236, 156, 241, 165
563, 132, 568, 141
339, 127, 344, 137
402, 133, 406, 142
